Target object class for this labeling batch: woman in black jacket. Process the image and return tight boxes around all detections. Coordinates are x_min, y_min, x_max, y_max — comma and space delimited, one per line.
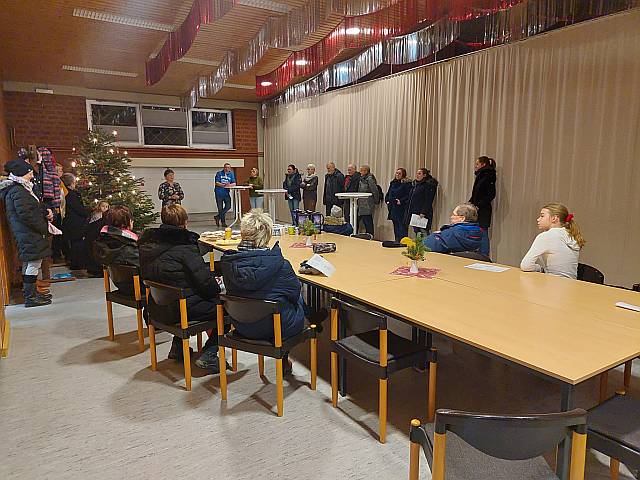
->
282, 164, 302, 224
0, 160, 52, 307
60, 173, 89, 270
385, 168, 412, 241
469, 156, 497, 255
404, 168, 438, 235
138, 204, 223, 373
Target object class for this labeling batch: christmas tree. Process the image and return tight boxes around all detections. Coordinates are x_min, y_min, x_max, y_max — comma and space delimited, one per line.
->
72, 129, 158, 231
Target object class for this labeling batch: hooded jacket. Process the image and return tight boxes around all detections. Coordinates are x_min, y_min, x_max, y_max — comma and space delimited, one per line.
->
357, 173, 380, 216
219, 243, 304, 339
469, 165, 496, 228
404, 175, 438, 225
0, 179, 50, 262
138, 225, 220, 321
385, 178, 412, 222
94, 225, 140, 294
424, 222, 482, 254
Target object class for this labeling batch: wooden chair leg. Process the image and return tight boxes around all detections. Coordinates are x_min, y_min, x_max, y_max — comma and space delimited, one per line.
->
409, 419, 421, 480
428, 350, 437, 423
182, 338, 192, 391
623, 361, 632, 393
599, 371, 609, 403
610, 458, 620, 480
432, 432, 446, 480
232, 348, 237, 372
258, 354, 265, 377
197, 332, 203, 353
569, 431, 587, 480
135, 308, 144, 352
310, 337, 317, 391
148, 325, 157, 371
219, 347, 228, 401
331, 351, 338, 407
379, 378, 388, 443
106, 300, 114, 341
276, 357, 284, 417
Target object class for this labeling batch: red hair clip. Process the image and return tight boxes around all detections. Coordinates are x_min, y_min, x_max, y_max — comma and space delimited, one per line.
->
565, 214, 574, 223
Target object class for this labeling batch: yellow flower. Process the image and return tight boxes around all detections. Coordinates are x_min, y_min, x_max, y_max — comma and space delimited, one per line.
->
400, 237, 415, 247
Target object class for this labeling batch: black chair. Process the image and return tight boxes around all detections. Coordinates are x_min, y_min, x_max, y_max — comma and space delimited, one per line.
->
350, 233, 373, 240
588, 393, 640, 480
216, 294, 318, 417
144, 280, 221, 391
451, 251, 492, 263
103, 265, 146, 352
330, 297, 436, 443
409, 408, 588, 479
577, 263, 605, 284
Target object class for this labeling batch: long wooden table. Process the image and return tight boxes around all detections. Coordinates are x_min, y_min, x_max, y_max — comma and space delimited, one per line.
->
202, 232, 640, 478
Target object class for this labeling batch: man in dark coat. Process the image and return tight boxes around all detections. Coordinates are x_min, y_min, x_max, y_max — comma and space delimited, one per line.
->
404, 168, 438, 234
138, 204, 223, 373
0, 160, 52, 307
342, 163, 360, 225
60, 173, 89, 270
323, 162, 344, 216
469, 156, 497, 255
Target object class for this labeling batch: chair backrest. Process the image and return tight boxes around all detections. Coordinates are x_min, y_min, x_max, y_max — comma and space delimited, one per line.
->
331, 297, 386, 330
107, 264, 140, 285
577, 263, 605, 284
143, 280, 186, 306
220, 294, 278, 325
434, 408, 587, 460
351, 233, 373, 241
451, 251, 492, 263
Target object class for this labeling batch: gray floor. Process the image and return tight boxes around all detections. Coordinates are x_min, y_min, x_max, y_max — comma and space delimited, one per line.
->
0, 226, 637, 479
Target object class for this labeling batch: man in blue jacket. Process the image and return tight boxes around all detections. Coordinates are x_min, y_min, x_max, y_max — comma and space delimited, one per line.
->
424, 203, 482, 254
214, 163, 236, 227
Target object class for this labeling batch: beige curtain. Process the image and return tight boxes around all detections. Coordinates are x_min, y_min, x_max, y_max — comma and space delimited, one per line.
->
264, 9, 640, 287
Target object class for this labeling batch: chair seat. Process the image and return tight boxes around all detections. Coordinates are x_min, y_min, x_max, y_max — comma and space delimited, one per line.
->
148, 318, 218, 339
220, 326, 315, 358
106, 290, 145, 309
422, 423, 557, 480
588, 395, 640, 454
336, 329, 427, 365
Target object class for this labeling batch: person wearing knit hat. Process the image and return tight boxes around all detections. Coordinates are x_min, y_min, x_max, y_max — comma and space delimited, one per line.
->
0, 159, 53, 307
323, 205, 353, 236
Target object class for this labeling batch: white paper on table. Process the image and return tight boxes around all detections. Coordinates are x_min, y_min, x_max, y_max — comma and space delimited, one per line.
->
464, 263, 510, 273
306, 254, 336, 277
409, 214, 428, 229
616, 302, 640, 312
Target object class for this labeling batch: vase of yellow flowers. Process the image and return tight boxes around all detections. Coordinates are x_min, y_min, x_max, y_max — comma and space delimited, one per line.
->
400, 233, 429, 273
300, 219, 318, 246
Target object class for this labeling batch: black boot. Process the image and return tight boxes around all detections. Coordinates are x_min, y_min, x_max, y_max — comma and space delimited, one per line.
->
23, 276, 51, 308
168, 336, 193, 361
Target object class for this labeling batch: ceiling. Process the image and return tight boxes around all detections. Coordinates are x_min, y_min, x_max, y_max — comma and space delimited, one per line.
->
0, 0, 343, 103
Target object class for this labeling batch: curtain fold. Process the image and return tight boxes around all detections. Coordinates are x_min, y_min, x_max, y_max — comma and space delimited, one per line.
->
264, 9, 640, 286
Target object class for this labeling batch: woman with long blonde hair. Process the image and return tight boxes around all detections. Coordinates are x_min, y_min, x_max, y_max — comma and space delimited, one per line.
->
520, 203, 585, 279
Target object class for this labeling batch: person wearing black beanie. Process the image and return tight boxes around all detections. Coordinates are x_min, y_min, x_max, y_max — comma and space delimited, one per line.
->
0, 159, 53, 307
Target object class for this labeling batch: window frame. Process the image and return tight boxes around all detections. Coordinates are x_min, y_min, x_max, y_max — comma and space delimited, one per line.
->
140, 103, 190, 149
189, 108, 234, 150
86, 100, 143, 147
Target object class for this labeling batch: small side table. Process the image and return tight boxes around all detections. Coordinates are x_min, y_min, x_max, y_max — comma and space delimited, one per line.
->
335, 192, 372, 228
256, 189, 287, 222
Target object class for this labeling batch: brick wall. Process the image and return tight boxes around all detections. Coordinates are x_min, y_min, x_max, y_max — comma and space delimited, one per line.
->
232, 109, 259, 185
0, 82, 11, 170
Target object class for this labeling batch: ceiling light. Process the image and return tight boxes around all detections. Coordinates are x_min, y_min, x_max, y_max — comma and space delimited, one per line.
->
260, 81, 273, 87
177, 57, 220, 66
35, 88, 54, 94
226, 83, 255, 90
235, 0, 292, 13
295, 59, 309, 66
346, 27, 361, 35
73, 8, 173, 31
62, 65, 138, 77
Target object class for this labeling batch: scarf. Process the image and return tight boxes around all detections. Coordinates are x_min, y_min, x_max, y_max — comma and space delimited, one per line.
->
100, 224, 139, 241
304, 173, 317, 182
9, 173, 39, 201
237, 239, 269, 251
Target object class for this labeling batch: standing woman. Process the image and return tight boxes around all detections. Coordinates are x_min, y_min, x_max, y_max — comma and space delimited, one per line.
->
282, 164, 302, 224
385, 168, 412, 241
301, 163, 318, 212
469, 156, 496, 256
404, 168, 438, 235
158, 168, 184, 207
60, 173, 89, 271
520, 204, 585, 279
0, 160, 52, 307
246, 167, 264, 210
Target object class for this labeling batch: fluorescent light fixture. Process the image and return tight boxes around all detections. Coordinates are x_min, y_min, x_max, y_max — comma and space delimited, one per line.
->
236, 0, 291, 13
73, 8, 174, 31
62, 65, 138, 77
295, 59, 309, 66
226, 83, 255, 90
345, 27, 361, 35
35, 88, 54, 94
177, 57, 220, 66
260, 81, 273, 87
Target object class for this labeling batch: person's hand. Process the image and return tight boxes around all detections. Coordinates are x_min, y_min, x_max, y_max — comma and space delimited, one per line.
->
419, 214, 425, 218
395, 199, 401, 205
171, 194, 179, 200
249, 184, 254, 189
46, 209, 53, 221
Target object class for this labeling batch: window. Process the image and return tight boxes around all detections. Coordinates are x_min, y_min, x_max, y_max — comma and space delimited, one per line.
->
87, 101, 140, 144
191, 109, 233, 149
141, 105, 188, 147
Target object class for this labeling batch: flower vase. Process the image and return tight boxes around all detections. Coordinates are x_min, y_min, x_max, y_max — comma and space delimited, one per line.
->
409, 260, 419, 274
305, 236, 313, 247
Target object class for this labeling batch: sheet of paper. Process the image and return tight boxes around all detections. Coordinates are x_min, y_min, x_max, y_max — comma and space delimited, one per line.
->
616, 302, 640, 312
409, 214, 428, 229
306, 254, 336, 277
464, 263, 510, 273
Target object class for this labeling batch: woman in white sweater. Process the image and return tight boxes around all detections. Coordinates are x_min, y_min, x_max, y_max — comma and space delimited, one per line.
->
520, 203, 585, 279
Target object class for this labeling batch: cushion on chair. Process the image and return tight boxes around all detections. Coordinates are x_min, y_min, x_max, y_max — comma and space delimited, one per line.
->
588, 395, 640, 453
336, 329, 426, 364
421, 423, 558, 480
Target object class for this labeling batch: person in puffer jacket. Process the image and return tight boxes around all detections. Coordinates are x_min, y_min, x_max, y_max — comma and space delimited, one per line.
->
424, 203, 482, 254
323, 205, 354, 236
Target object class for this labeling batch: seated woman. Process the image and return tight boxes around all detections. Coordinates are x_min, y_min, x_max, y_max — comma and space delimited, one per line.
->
219, 210, 311, 374
84, 200, 109, 277
323, 205, 354, 236
138, 204, 223, 372
424, 203, 482, 253
93, 205, 139, 295
520, 203, 584, 279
